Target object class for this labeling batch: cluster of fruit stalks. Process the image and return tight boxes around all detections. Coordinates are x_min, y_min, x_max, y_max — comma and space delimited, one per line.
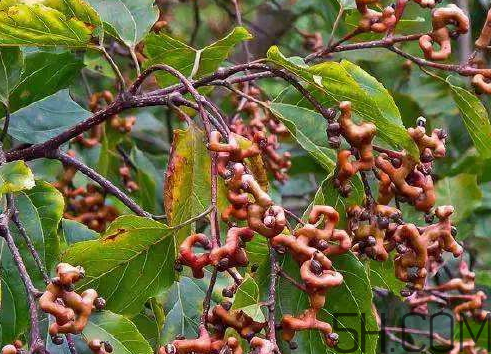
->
153, 100, 486, 354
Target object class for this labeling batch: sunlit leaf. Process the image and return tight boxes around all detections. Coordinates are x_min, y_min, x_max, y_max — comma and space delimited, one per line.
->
62, 216, 176, 316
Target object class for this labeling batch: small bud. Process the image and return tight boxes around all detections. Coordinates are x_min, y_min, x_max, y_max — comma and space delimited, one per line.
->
340, 184, 352, 197
263, 215, 276, 228
251, 263, 259, 273
326, 333, 339, 346
437, 129, 448, 140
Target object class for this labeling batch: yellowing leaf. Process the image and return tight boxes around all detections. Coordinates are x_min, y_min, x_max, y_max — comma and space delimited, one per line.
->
0, 3, 95, 47
0, 161, 35, 194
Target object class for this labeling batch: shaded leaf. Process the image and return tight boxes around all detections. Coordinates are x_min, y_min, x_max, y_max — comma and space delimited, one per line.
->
9, 90, 91, 144
1, 181, 64, 343
270, 102, 336, 172
364, 257, 405, 297
82, 311, 153, 354
435, 174, 482, 225
0, 47, 23, 107
160, 277, 207, 345
62, 219, 98, 246
62, 216, 176, 316
232, 274, 265, 322
448, 83, 491, 159
267, 46, 419, 158
144, 27, 252, 87
9, 51, 84, 112
86, 0, 158, 47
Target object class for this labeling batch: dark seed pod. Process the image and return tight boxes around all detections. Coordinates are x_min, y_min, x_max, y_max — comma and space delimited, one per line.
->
327, 122, 341, 135
94, 297, 106, 310
366, 236, 377, 247
400, 288, 413, 297
221, 301, 233, 311
328, 136, 341, 149
420, 151, 434, 163
289, 341, 298, 350
222, 287, 234, 298
377, 216, 390, 229
164, 344, 176, 354
424, 213, 435, 224
102, 342, 113, 353
391, 158, 402, 168
310, 259, 323, 276
396, 244, 408, 254
174, 261, 183, 272
217, 258, 230, 271
51, 335, 64, 346
317, 239, 329, 251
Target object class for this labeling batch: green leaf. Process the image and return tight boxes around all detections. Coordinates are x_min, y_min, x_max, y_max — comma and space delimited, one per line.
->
267, 46, 419, 158
62, 216, 176, 316
0, 3, 95, 47
144, 27, 252, 87
232, 274, 265, 322
435, 174, 482, 225
448, 83, 491, 159
0, 161, 34, 194
9, 90, 91, 144
9, 51, 84, 112
85, 0, 158, 47
0, 47, 23, 107
340, 60, 404, 127
62, 219, 98, 246
269, 102, 336, 172
160, 277, 207, 345
82, 311, 153, 354
164, 123, 227, 245
364, 256, 405, 297
1, 181, 64, 343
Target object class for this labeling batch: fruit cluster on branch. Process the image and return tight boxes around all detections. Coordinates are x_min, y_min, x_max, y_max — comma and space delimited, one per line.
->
38, 263, 105, 345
